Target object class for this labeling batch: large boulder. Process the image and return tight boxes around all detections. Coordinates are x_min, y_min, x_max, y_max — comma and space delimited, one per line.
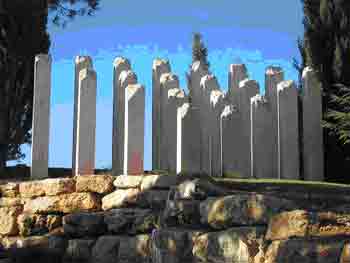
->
264, 238, 345, 263
104, 208, 157, 234
0, 206, 22, 236
200, 193, 297, 229
113, 175, 177, 190
19, 178, 75, 198
1, 235, 50, 249
266, 210, 350, 240
75, 175, 114, 194
192, 227, 266, 263
63, 212, 106, 237
23, 193, 101, 214
102, 189, 140, 210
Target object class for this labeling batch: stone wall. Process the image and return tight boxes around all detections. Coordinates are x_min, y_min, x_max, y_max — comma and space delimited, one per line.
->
1, 174, 350, 262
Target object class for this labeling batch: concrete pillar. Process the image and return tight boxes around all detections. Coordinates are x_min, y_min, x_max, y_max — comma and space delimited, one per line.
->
220, 105, 241, 177
115, 70, 137, 176
112, 57, 131, 177
302, 67, 324, 181
200, 74, 220, 174
227, 64, 248, 104
264, 66, 284, 178
72, 56, 93, 175
237, 79, 260, 178
124, 84, 145, 175
152, 59, 171, 171
159, 73, 179, 170
277, 80, 300, 179
176, 103, 201, 175
31, 54, 51, 179
75, 68, 97, 176
209, 90, 226, 177
250, 94, 274, 178
165, 88, 187, 173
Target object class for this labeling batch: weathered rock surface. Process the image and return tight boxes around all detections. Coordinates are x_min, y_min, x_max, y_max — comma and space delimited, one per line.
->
264, 238, 345, 263
140, 175, 177, 190
23, 192, 101, 214
162, 199, 201, 227
0, 206, 22, 236
175, 178, 230, 200
19, 178, 75, 198
63, 212, 106, 237
113, 175, 177, 190
64, 239, 95, 261
118, 234, 151, 262
0, 197, 26, 207
0, 183, 19, 198
91, 235, 120, 263
75, 175, 114, 194
113, 175, 143, 188
192, 227, 266, 263
104, 208, 157, 234
200, 193, 297, 229
1, 235, 50, 249
17, 213, 61, 236
136, 190, 169, 209
102, 189, 140, 210
151, 229, 197, 263
266, 210, 350, 240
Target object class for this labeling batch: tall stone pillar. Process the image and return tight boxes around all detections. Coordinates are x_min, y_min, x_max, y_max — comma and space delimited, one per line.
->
115, 70, 137, 175
165, 88, 187, 173
123, 84, 145, 175
112, 57, 131, 177
237, 79, 259, 178
209, 90, 226, 177
200, 74, 220, 174
220, 105, 240, 177
250, 94, 275, 178
72, 56, 93, 175
159, 73, 179, 170
176, 103, 201, 174
264, 66, 284, 178
277, 80, 300, 179
302, 67, 324, 181
152, 59, 171, 171
227, 64, 248, 104
75, 68, 97, 176
31, 54, 51, 179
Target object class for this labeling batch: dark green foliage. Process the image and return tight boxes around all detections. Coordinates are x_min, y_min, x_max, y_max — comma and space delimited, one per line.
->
296, 0, 350, 182
192, 32, 210, 71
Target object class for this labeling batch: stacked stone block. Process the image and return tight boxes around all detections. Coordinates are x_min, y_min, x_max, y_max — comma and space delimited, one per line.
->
0, 174, 350, 262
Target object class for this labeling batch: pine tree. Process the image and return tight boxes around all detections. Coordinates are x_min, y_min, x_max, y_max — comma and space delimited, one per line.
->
296, 0, 350, 182
192, 32, 210, 71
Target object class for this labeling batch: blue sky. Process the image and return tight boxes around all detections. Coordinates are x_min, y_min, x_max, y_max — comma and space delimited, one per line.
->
8, 0, 304, 170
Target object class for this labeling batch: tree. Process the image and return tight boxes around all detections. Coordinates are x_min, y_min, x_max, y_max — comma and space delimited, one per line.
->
296, 0, 350, 182
0, 0, 100, 170
189, 33, 210, 104
192, 32, 210, 70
